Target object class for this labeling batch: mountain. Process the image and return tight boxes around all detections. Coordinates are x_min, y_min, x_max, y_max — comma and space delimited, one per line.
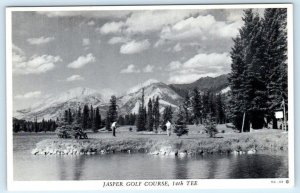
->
169, 74, 230, 97
14, 75, 229, 121
118, 79, 183, 114
14, 80, 183, 121
14, 87, 108, 121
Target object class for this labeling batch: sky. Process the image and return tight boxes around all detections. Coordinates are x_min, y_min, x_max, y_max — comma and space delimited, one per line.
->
11, 8, 264, 110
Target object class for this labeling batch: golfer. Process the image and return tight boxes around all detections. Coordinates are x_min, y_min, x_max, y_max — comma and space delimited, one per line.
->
111, 121, 117, 137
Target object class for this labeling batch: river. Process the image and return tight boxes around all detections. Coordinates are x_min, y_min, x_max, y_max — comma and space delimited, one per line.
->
13, 133, 288, 181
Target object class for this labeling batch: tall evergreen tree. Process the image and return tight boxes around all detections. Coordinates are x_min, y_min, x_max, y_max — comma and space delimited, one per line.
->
215, 94, 226, 124
263, 8, 288, 129
105, 95, 118, 130
192, 88, 202, 124
76, 106, 82, 126
229, 9, 261, 131
229, 8, 287, 131
228, 36, 247, 131
146, 98, 154, 131
89, 105, 94, 129
68, 108, 73, 124
153, 96, 160, 132
183, 92, 191, 124
162, 105, 173, 127
136, 89, 146, 131
82, 104, 89, 130
94, 107, 101, 132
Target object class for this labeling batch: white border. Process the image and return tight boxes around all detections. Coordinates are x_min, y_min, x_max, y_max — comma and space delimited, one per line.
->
6, 4, 294, 191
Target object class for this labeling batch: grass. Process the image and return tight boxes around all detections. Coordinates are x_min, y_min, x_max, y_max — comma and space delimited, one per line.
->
32, 124, 288, 155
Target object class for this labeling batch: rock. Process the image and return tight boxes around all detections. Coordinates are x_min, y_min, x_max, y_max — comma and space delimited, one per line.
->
169, 151, 177, 156
31, 149, 38, 155
247, 149, 256, 154
150, 151, 159, 155
178, 152, 187, 157
100, 150, 106, 154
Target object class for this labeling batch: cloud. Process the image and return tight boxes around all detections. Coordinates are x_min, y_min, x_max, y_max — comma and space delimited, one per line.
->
108, 36, 129, 44
160, 14, 241, 42
120, 40, 150, 54
66, 74, 84, 81
97, 21, 124, 34
67, 53, 96, 69
97, 10, 201, 36
13, 54, 62, 75
167, 52, 231, 83
82, 38, 90, 46
120, 64, 154, 74
12, 44, 25, 55
15, 91, 41, 99
37, 11, 131, 19
143, 65, 154, 73
27, 36, 55, 45
120, 64, 140, 73
124, 10, 201, 34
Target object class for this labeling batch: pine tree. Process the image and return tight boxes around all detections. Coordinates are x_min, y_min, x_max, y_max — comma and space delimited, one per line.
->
162, 105, 173, 128
76, 106, 82, 126
263, 8, 288, 129
68, 108, 73, 124
118, 115, 125, 126
242, 11, 268, 129
174, 105, 189, 137
229, 9, 262, 131
94, 107, 101, 132
89, 105, 94, 129
105, 95, 118, 130
215, 94, 226, 124
146, 99, 154, 131
228, 36, 247, 131
192, 88, 202, 124
183, 92, 191, 124
136, 89, 146, 131
153, 96, 160, 132
82, 104, 89, 130
64, 110, 68, 123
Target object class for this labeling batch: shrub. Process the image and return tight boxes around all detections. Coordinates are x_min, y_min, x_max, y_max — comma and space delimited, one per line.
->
203, 116, 218, 138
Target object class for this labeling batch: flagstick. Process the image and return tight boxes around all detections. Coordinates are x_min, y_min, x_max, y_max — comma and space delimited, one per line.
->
283, 100, 287, 132
241, 112, 245, 133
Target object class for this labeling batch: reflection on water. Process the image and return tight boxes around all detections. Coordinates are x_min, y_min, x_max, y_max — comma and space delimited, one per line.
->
13, 133, 288, 181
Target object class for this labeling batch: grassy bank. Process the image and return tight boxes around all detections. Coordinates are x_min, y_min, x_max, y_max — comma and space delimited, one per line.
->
32, 126, 288, 156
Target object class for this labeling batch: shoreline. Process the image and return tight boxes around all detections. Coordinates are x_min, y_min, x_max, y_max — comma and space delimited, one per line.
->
31, 131, 288, 156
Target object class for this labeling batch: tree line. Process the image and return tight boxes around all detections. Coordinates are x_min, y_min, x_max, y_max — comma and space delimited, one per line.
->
177, 89, 227, 126
13, 117, 57, 133
229, 8, 287, 132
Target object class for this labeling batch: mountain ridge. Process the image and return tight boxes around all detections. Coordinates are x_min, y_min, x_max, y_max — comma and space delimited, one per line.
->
14, 74, 229, 121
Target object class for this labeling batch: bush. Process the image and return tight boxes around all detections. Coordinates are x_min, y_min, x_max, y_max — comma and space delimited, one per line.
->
203, 117, 218, 138
173, 123, 189, 137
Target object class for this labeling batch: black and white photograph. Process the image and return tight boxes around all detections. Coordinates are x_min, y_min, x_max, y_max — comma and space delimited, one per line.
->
6, 4, 294, 190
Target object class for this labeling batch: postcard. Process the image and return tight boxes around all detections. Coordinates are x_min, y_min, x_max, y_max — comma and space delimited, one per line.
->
6, 4, 294, 191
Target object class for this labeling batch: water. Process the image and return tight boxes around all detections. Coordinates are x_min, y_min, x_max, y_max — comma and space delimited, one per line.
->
13, 133, 288, 181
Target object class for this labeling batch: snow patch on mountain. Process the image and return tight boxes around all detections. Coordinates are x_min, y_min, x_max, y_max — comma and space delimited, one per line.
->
126, 79, 160, 94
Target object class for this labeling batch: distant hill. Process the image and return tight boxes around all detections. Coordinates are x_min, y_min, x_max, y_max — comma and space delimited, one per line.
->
14, 80, 183, 121
169, 74, 230, 97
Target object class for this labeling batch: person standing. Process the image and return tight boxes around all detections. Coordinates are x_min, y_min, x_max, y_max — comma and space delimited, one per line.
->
111, 121, 117, 137
166, 121, 171, 136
